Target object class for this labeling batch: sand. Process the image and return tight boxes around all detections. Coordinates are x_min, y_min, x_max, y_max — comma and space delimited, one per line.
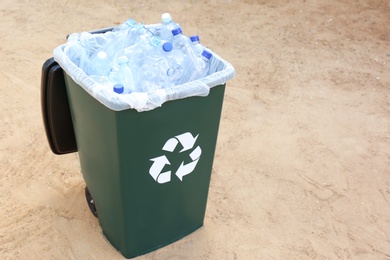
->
1, 0, 389, 259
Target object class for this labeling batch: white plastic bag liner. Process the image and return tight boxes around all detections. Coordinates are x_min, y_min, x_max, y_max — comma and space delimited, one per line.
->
53, 32, 235, 112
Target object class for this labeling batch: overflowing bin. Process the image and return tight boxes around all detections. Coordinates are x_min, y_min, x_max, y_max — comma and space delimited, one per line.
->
41, 24, 234, 258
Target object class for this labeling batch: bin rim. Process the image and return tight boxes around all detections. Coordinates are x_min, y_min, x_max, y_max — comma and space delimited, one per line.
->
53, 33, 235, 112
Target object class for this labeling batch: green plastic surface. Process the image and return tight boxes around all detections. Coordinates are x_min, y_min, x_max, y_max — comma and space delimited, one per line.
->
64, 74, 225, 258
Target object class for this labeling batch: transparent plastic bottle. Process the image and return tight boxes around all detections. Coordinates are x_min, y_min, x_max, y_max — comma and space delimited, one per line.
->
171, 26, 202, 85
115, 56, 136, 93
190, 35, 204, 57
108, 66, 119, 82
161, 13, 178, 42
95, 38, 123, 67
198, 49, 213, 77
160, 42, 185, 87
118, 24, 164, 92
121, 36, 162, 66
64, 38, 90, 72
188, 49, 213, 82
135, 40, 173, 91
112, 18, 137, 32
88, 51, 111, 76
91, 20, 137, 66
171, 26, 192, 51
135, 22, 154, 43
171, 27, 200, 62
121, 19, 139, 49
138, 60, 164, 92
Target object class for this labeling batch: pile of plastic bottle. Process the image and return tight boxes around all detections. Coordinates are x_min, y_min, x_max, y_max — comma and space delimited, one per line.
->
65, 13, 213, 94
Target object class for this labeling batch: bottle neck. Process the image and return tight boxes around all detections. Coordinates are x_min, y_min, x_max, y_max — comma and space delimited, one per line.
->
202, 57, 210, 63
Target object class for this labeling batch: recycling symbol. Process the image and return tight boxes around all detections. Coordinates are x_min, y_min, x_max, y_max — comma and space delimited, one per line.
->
149, 132, 202, 184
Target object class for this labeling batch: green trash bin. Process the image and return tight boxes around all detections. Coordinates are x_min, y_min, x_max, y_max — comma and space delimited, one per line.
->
64, 73, 227, 258
48, 27, 235, 258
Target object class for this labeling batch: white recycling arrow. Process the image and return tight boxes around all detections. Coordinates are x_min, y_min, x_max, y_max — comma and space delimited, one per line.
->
175, 159, 200, 181
157, 171, 171, 184
175, 146, 202, 181
176, 132, 199, 152
162, 132, 199, 153
149, 155, 171, 184
148, 132, 202, 184
162, 137, 178, 152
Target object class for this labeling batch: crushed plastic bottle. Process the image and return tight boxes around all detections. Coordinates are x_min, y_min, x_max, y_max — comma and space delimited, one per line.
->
135, 22, 154, 43
64, 36, 90, 71
160, 42, 185, 87
64, 14, 217, 95
171, 26, 202, 85
136, 39, 175, 91
120, 36, 161, 91
115, 56, 136, 93
121, 20, 139, 49
112, 18, 137, 32
91, 20, 138, 68
88, 51, 111, 76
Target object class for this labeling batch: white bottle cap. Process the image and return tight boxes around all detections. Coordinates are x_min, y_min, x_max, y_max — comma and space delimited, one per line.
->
97, 51, 107, 59
162, 13, 172, 24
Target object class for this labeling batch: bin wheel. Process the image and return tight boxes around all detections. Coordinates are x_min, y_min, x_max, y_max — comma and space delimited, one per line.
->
85, 186, 98, 218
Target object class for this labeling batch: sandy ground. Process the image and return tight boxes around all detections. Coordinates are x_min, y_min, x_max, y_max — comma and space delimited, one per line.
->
1, 0, 390, 259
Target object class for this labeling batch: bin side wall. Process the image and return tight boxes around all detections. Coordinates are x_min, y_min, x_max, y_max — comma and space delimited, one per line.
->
64, 74, 127, 250
65, 72, 226, 258
116, 85, 226, 257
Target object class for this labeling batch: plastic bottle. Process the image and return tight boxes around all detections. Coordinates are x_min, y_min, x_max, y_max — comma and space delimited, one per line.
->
171, 26, 192, 51
188, 49, 213, 82
121, 36, 163, 67
64, 37, 90, 72
95, 38, 123, 66
135, 22, 154, 43
88, 51, 111, 76
138, 61, 164, 92
112, 18, 137, 32
115, 56, 136, 93
144, 41, 185, 89
190, 35, 204, 57
171, 26, 199, 64
161, 13, 178, 42
135, 40, 173, 91
160, 42, 185, 87
198, 49, 213, 77
115, 37, 158, 92
121, 19, 139, 49
170, 26, 203, 85
91, 20, 137, 66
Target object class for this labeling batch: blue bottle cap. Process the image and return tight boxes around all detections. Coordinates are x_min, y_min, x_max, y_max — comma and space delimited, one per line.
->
190, 35, 200, 42
201, 50, 213, 60
162, 42, 173, 52
113, 84, 124, 94
171, 26, 182, 36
